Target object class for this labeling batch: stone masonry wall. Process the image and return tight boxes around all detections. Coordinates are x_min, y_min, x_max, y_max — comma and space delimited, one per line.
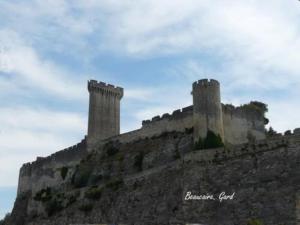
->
16, 102, 266, 200
110, 106, 194, 144
9, 132, 300, 225
107, 103, 265, 145
222, 104, 266, 145
17, 138, 88, 195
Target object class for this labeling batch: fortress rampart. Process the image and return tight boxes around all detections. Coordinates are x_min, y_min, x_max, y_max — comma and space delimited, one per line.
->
86, 78, 266, 148
17, 78, 268, 196
106, 102, 265, 145
8, 78, 300, 225
111, 106, 194, 143
17, 138, 88, 195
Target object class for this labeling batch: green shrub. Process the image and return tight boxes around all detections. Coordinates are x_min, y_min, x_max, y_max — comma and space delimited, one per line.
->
66, 193, 77, 206
266, 126, 277, 136
185, 127, 194, 134
203, 130, 224, 148
249, 101, 268, 113
107, 146, 119, 156
104, 141, 119, 156
78, 202, 93, 213
45, 198, 63, 217
89, 174, 103, 185
194, 130, 224, 150
85, 186, 103, 200
194, 137, 204, 150
247, 218, 264, 225
34, 187, 52, 202
71, 164, 93, 188
106, 178, 124, 191
60, 166, 69, 180
117, 154, 124, 162
173, 146, 181, 159
133, 151, 144, 171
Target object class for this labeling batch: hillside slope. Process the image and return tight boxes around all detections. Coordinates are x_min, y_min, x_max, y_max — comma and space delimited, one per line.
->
2, 131, 300, 225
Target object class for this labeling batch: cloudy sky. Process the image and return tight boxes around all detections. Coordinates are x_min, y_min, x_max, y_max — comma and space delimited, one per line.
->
1, 0, 300, 219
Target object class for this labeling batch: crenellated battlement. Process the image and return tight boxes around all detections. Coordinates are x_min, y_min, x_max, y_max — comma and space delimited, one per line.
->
88, 80, 123, 98
192, 78, 220, 89
19, 138, 87, 177
222, 103, 264, 119
17, 137, 88, 194
142, 106, 193, 126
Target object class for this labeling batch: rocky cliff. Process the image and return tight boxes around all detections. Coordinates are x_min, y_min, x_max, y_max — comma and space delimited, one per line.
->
2, 130, 300, 225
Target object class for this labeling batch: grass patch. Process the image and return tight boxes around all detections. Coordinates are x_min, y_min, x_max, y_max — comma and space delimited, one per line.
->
85, 186, 103, 200
104, 141, 120, 156
78, 202, 93, 213
247, 219, 264, 225
45, 198, 63, 217
106, 178, 124, 191
60, 166, 69, 180
71, 164, 93, 188
34, 187, 52, 202
133, 151, 144, 171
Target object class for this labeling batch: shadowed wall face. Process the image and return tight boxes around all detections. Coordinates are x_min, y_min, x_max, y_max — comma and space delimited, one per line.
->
87, 80, 123, 145
192, 79, 224, 142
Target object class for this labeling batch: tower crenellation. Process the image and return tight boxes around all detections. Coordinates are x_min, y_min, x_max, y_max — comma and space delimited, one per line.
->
88, 80, 123, 98
192, 78, 220, 89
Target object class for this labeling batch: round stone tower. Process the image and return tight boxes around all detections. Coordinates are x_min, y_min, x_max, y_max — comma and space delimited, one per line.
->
192, 79, 224, 142
87, 80, 123, 146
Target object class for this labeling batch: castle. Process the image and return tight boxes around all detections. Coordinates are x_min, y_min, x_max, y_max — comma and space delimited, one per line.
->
16, 78, 267, 195
87, 78, 266, 147
6, 79, 300, 225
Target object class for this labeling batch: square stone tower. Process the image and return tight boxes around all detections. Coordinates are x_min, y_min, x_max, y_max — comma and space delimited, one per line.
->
87, 80, 123, 146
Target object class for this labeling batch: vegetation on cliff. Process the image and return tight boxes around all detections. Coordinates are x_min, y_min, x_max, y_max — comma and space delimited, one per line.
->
194, 130, 224, 150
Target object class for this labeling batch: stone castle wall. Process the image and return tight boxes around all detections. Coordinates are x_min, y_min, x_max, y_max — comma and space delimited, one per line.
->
111, 106, 194, 143
17, 102, 266, 197
17, 138, 88, 195
108, 103, 265, 145
85, 79, 266, 148
222, 104, 266, 144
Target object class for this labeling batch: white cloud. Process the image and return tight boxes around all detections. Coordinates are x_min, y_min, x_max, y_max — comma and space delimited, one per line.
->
0, 29, 87, 100
0, 107, 86, 186
2, 0, 300, 90
0, 107, 86, 135
91, 0, 300, 89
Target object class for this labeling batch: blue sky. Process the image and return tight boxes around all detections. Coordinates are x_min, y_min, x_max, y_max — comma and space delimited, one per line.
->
1, 0, 300, 219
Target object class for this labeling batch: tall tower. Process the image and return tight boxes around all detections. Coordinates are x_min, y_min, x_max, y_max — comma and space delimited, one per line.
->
87, 80, 123, 146
192, 79, 224, 142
